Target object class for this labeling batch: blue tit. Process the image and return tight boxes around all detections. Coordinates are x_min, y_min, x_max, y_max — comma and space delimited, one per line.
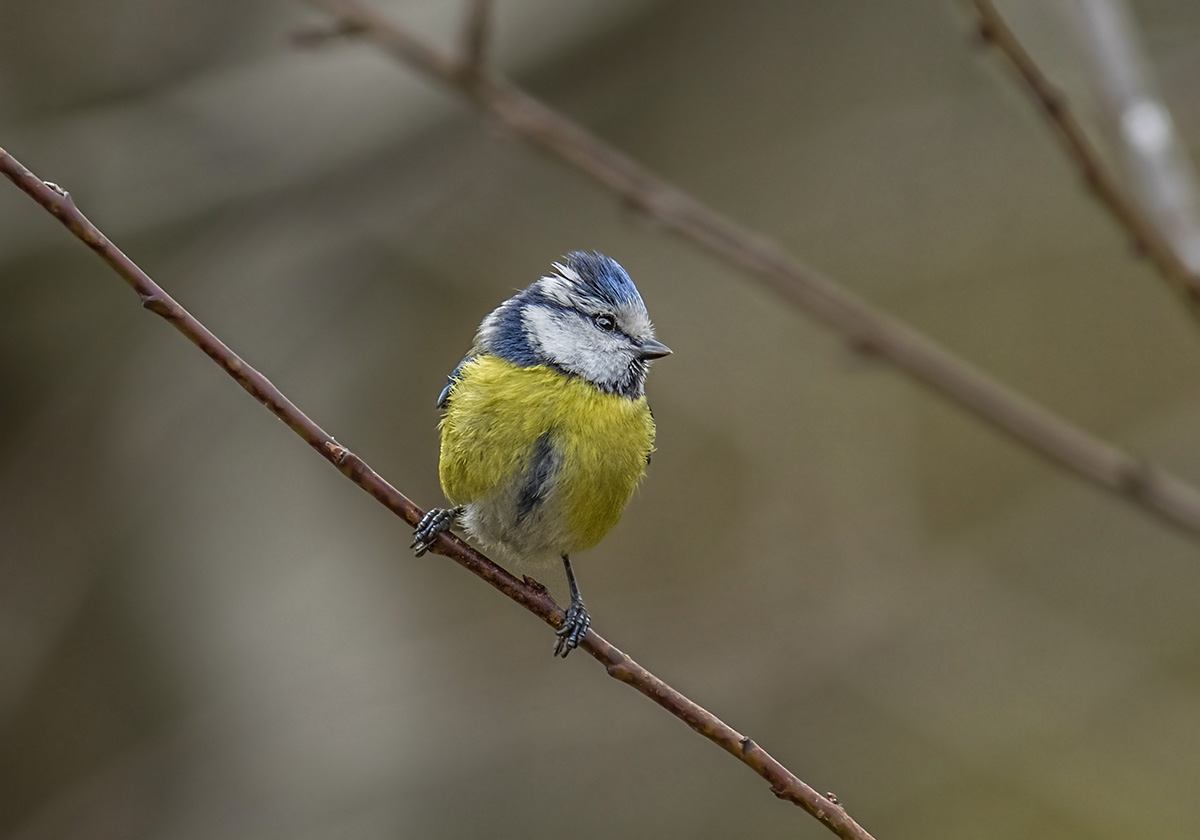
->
412, 251, 671, 657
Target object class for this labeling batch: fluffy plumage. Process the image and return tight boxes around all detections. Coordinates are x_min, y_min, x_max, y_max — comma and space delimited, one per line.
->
413, 252, 669, 657
439, 355, 657, 561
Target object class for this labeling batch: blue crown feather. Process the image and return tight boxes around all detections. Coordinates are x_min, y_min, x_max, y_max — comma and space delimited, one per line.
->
563, 251, 644, 308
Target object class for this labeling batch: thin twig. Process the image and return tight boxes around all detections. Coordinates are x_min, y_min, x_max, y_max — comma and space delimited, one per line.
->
0, 147, 876, 840
1068, 0, 1200, 274
301, 0, 1200, 538
972, 0, 1200, 310
460, 0, 493, 74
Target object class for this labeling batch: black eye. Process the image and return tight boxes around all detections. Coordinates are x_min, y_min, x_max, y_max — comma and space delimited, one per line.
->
594, 313, 617, 332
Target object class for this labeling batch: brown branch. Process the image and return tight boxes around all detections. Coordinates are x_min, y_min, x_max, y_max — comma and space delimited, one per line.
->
0, 148, 876, 840
972, 0, 1200, 310
300, 0, 1200, 538
460, 0, 493, 74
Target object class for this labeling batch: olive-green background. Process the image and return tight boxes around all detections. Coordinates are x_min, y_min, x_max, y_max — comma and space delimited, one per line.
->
4, 1, 1200, 838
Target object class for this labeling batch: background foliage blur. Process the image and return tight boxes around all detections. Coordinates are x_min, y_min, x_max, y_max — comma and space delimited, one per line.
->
4, 1, 1200, 838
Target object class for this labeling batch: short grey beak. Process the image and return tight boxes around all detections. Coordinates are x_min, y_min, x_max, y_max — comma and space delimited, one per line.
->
639, 338, 672, 360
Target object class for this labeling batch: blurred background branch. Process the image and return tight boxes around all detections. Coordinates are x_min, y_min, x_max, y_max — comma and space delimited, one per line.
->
460, 0, 494, 73
1067, 0, 1200, 277
973, 0, 1200, 311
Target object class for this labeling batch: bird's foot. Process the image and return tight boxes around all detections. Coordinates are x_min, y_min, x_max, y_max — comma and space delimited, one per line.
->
411, 506, 463, 556
553, 598, 591, 658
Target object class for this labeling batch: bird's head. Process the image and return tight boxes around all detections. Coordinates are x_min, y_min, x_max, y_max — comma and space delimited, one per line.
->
478, 251, 670, 397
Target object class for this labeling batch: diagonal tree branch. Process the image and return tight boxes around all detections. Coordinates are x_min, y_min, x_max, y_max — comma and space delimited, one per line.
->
0, 147, 875, 840
300, 0, 1200, 537
972, 0, 1200, 312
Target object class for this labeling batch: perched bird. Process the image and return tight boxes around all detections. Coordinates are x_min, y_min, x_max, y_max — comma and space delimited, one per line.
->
412, 251, 670, 657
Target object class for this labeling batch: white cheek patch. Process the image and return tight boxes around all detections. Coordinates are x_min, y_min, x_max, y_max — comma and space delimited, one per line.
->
522, 306, 589, 366
522, 306, 629, 386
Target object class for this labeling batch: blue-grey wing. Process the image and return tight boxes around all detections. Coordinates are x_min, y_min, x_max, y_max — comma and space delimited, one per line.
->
437, 357, 471, 409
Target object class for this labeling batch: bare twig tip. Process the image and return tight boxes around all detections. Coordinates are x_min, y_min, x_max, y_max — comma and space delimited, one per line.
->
42, 180, 70, 199
521, 575, 550, 598
604, 656, 634, 681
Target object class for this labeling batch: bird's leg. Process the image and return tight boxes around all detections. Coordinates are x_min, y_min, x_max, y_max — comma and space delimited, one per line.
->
554, 554, 591, 657
411, 505, 464, 556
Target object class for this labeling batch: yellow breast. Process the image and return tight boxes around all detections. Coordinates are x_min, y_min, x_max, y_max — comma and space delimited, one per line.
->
438, 355, 655, 556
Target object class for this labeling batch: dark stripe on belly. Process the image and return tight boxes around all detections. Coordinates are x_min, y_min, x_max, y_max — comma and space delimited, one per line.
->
516, 431, 555, 522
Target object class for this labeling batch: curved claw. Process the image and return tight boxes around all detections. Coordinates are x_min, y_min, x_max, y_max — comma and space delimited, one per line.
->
554, 600, 591, 658
411, 506, 463, 556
